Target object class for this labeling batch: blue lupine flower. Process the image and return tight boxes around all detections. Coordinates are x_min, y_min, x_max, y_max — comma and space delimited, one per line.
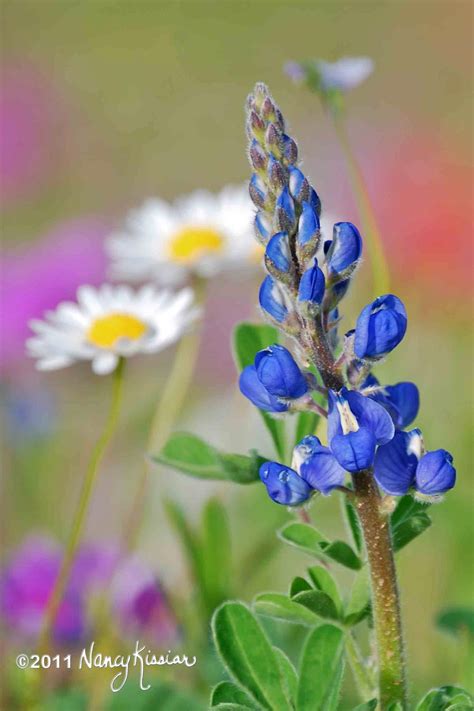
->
276, 186, 296, 232
259, 461, 312, 506
254, 344, 308, 399
326, 222, 362, 278
328, 388, 394, 472
239, 344, 307, 412
298, 259, 325, 307
354, 294, 408, 360
364, 375, 419, 429
308, 187, 322, 216
259, 276, 292, 323
297, 201, 320, 247
293, 435, 346, 495
249, 173, 267, 208
255, 211, 272, 243
415, 450, 456, 496
374, 430, 456, 497
289, 166, 309, 202
265, 232, 292, 274
373, 429, 421, 495
239, 366, 288, 412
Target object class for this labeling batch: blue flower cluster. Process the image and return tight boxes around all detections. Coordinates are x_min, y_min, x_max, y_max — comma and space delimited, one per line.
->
242, 83, 456, 506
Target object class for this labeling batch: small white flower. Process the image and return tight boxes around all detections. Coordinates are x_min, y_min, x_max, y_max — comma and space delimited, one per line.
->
26, 284, 199, 374
106, 184, 261, 286
317, 57, 374, 92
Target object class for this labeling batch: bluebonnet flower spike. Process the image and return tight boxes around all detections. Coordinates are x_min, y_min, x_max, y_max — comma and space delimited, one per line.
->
354, 294, 408, 360
259, 461, 312, 506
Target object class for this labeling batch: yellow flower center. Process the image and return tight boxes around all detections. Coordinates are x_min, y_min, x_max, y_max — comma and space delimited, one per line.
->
87, 313, 148, 349
167, 226, 224, 263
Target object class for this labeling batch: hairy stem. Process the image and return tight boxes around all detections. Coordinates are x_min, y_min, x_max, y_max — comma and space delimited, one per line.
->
38, 357, 125, 653
352, 469, 407, 709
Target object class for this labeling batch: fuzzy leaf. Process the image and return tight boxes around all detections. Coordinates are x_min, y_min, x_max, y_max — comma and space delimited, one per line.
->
233, 322, 286, 459
352, 701, 378, 710
307, 565, 343, 614
320, 540, 362, 570
292, 590, 339, 621
202, 498, 232, 614
210, 682, 257, 708
274, 647, 298, 707
290, 576, 313, 597
392, 512, 432, 552
156, 432, 263, 484
344, 569, 371, 626
297, 624, 345, 710
212, 602, 289, 710
279, 522, 361, 570
253, 592, 320, 626
342, 497, 363, 553
416, 685, 473, 711
391, 494, 430, 528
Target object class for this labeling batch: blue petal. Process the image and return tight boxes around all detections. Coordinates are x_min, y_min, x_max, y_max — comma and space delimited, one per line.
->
300, 447, 346, 494
288, 166, 308, 201
374, 430, 419, 495
255, 344, 307, 399
327, 222, 362, 275
385, 382, 419, 429
346, 390, 395, 445
415, 450, 456, 496
297, 201, 320, 246
259, 461, 312, 506
276, 187, 296, 227
308, 187, 321, 216
354, 294, 408, 359
331, 427, 377, 472
259, 276, 290, 323
239, 365, 288, 413
298, 259, 325, 305
255, 211, 272, 242
265, 231, 291, 272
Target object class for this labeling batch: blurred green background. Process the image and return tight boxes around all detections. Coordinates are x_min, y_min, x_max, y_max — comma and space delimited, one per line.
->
1, 0, 473, 708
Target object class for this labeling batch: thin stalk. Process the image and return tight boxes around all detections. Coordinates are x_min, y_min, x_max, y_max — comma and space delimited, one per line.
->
352, 469, 407, 709
121, 279, 206, 549
38, 357, 126, 653
331, 113, 390, 297
345, 631, 376, 702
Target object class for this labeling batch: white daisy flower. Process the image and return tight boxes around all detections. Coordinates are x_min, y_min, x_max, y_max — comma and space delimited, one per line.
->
105, 184, 262, 286
26, 284, 199, 375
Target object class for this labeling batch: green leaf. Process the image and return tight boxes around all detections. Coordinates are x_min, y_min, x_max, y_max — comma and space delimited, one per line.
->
352, 701, 378, 711
307, 565, 343, 614
274, 647, 298, 707
156, 432, 263, 484
253, 592, 320, 626
164, 499, 204, 594
212, 601, 289, 710
297, 624, 345, 711
342, 498, 363, 554
290, 576, 312, 597
292, 590, 339, 621
416, 685, 473, 711
295, 410, 320, 446
279, 522, 361, 570
202, 498, 232, 613
436, 607, 474, 638
210, 682, 257, 708
391, 494, 430, 528
392, 512, 432, 552
233, 322, 285, 459
344, 569, 371, 626
212, 705, 258, 711
321, 540, 362, 570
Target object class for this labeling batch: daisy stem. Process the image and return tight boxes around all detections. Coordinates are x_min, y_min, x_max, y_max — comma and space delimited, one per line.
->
37, 357, 126, 654
330, 111, 391, 297
122, 278, 206, 550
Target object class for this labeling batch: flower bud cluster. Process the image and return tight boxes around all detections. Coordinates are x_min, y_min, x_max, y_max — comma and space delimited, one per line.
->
241, 83, 456, 506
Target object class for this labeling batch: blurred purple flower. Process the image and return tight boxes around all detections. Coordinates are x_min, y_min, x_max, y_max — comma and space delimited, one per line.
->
2, 385, 56, 443
0, 63, 66, 203
1, 537, 177, 646
0, 217, 109, 375
111, 555, 178, 645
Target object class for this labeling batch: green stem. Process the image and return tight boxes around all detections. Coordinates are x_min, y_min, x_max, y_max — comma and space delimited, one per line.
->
352, 469, 407, 709
331, 113, 391, 297
345, 631, 376, 702
38, 357, 126, 653
122, 279, 206, 550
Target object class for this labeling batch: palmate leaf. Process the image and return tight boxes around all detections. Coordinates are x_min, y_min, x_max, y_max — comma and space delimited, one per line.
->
297, 623, 345, 711
233, 322, 286, 459
212, 602, 290, 710
155, 432, 264, 484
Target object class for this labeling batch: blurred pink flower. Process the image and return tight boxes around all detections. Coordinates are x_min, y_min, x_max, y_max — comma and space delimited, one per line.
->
0, 217, 109, 375
0, 63, 66, 203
